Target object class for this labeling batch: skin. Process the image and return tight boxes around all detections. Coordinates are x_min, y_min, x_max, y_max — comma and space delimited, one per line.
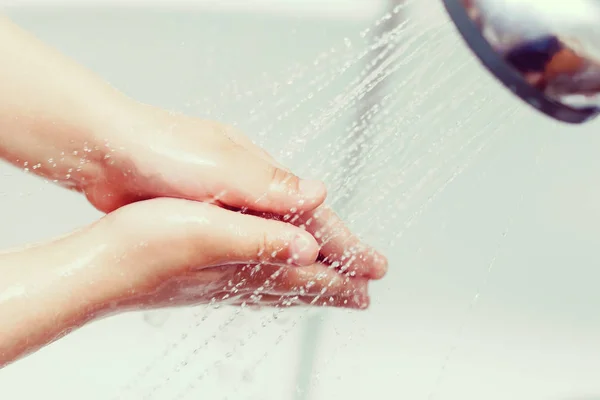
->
0, 16, 387, 368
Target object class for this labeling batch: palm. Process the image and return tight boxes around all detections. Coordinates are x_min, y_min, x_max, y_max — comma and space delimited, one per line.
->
116, 262, 369, 311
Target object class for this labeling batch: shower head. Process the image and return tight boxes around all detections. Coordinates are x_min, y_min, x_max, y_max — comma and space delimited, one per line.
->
442, 0, 600, 124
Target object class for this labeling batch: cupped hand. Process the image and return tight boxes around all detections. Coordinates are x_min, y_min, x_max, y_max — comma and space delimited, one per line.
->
87, 103, 327, 216
86, 102, 388, 280
0, 197, 369, 367
95, 198, 370, 313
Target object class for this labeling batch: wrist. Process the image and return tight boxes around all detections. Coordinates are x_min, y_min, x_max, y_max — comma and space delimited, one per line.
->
0, 227, 115, 365
0, 89, 138, 194
55, 93, 142, 194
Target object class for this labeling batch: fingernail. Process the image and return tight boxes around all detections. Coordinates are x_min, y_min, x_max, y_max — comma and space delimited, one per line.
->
298, 179, 326, 201
290, 234, 317, 266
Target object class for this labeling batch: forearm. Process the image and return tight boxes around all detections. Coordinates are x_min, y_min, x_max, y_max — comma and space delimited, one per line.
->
0, 15, 134, 191
0, 229, 116, 368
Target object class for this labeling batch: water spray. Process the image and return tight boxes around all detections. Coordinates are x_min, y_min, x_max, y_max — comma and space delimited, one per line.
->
443, 0, 600, 124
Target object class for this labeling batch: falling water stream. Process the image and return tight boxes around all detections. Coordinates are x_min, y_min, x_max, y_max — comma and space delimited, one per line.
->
114, 2, 530, 399
2, 1, 600, 400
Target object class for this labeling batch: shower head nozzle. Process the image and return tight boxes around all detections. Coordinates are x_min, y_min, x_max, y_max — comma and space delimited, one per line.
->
442, 0, 600, 124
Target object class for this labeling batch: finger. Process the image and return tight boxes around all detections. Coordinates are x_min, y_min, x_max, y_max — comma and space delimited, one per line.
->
119, 266, 369, 311
216, 144, 327, 215
225, 137, 388, 280
135, 292, 369, 310
230, 263, 370, 297
229, 292, 369, 310
203, 204, 320, 267
242, 207, 388, 280
219, 127, 276, 165
109, 199, 321, 280
295, 206, 388, 279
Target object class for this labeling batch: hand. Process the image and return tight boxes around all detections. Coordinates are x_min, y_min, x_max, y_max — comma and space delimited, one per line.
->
86, 103, 328, 216
86, 102, 388, 280
101, 198, 371, 312
0, 16, 387, 280
0, 15, 386, 279
0, 197, 369, 367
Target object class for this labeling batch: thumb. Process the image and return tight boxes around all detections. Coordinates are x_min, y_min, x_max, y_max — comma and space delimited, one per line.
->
202, 201, 321, 267
217, 145, 327, 214
108, 199, 321, 279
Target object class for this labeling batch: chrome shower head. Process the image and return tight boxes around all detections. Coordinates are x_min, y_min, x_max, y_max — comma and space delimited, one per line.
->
442, 0, 600, 124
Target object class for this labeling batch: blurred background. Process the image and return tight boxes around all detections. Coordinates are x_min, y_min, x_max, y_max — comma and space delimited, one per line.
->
0, 1, 600, 399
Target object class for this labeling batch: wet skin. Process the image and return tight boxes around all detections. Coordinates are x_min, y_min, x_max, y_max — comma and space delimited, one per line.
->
0, 15, 387, 367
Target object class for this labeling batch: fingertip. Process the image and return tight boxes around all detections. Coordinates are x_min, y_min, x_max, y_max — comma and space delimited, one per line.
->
369, 268, 387, 280
357, 295, 371, 310
368, 253, 389, 280
289, 231, 320, 266
297, 179, 327, 209
351, 247, 388, 280
230, 178, 326, 216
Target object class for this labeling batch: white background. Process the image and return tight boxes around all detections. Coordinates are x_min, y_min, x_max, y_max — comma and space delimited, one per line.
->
1, 1, 600, 400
